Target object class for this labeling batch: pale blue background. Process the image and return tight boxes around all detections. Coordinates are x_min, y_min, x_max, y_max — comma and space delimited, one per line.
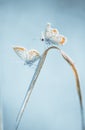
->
0, 0, 85, 130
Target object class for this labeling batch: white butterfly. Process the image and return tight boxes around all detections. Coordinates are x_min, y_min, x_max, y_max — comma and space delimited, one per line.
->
13, 46, 40, 66
41, 23, 67, 45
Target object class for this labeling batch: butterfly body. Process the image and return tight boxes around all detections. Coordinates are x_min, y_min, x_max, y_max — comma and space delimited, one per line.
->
41, 23, 67, 45
24, 56, 40, 66
13, 46, 40, 66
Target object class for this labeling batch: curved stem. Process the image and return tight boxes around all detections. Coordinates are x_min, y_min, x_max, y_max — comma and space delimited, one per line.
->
60, 50, 84, 130
16, 46, 84, 130
16, 49, 48, 130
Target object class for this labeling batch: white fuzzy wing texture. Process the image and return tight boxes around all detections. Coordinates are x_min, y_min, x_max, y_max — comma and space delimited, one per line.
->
45, 23, 67, 45
51, 34, 67, 45
13, 46, 28, 61
28, 49, 40, 60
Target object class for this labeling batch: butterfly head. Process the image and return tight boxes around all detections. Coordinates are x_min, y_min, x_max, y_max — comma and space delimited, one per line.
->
40, 32, 45, 42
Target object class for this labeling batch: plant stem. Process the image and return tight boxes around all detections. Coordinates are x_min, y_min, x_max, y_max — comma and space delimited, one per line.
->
16, 50, 47, 130
60, 50, 84, 130
16, 46, 84, 130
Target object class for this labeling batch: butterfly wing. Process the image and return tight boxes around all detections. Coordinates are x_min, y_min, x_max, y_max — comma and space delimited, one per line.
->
45, 24, 59, 40
55, 34, 67, 45
28, 49, 40, 61
13, 46, 28, 61
13, 46, 40, 67
48, 34, 67, 45
23, 49, 40, 66
44, 23, 67, 45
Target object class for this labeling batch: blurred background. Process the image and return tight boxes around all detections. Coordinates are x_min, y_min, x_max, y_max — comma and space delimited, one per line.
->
0, 0, 85, 130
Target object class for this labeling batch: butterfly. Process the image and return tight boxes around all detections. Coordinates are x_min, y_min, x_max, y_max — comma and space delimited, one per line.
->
13, 46, 40, 66
41, 23, 67, 45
